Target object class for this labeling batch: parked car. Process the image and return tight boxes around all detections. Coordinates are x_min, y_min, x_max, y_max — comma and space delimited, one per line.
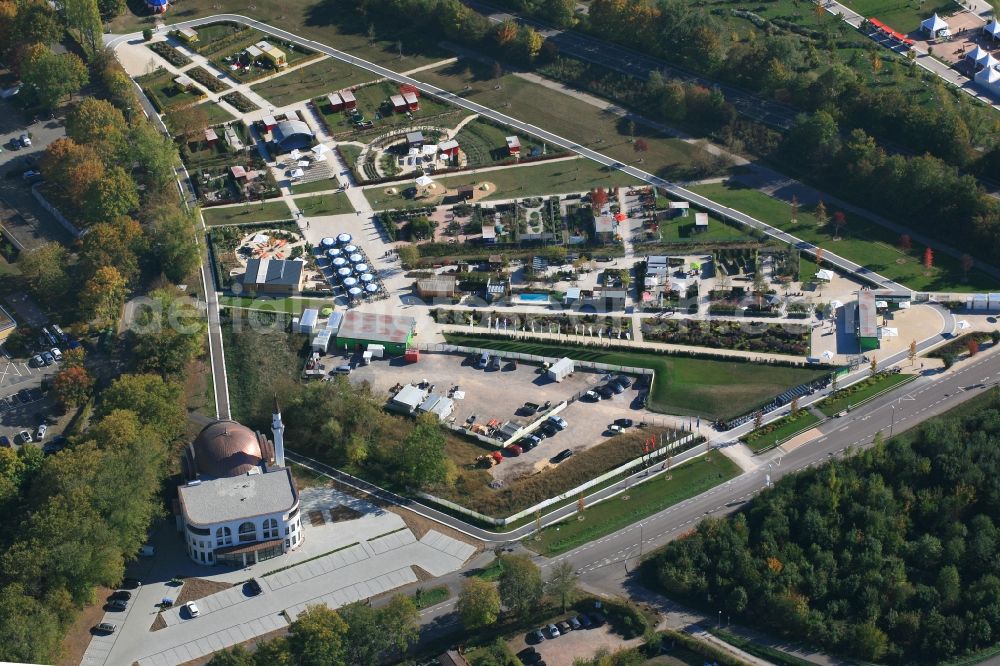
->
488, 355, 501, 371
596, 385, 614, 399
547, 415, 568, 430
614, 418, 634, 428
504, 444, 522, 457
545, 623, 560, 638
34, 424, 46, 441
17, 389, 30, 403
523, 435, 541, 450
590, 611, 607, 626
477, 352, 489, 368
15, 430, 31, 445
95, 622, 116, 634
539, 422, 559, 438
551, 449, 573, 464
7, 138, 20, 151
22, 169, 41, 182
518, 647, 542, 664
557, 620, 572, 633
110, 590, 131, 601
609, 382, 625, 395
50, 347, 62, 362
185, 601, 200, 618
0, 435, 9, 447
19, 133, 31, 147
108, 599, 128, 612
41, 351, 54, 366
526, 629, 545, 644
577, 614, 593, 629
30, 354, 44, 367
121, 578, 141, 589
584, 390, 599, 401
615, 376, 632, 389
567, 616, 582, 630
521, 402, 540, 416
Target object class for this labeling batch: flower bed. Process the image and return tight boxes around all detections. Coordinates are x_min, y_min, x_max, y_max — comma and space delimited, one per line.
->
220, 91, 259, 113
642, 318, 810, 355
186, 66, 229, 93
148, 41, 191, 67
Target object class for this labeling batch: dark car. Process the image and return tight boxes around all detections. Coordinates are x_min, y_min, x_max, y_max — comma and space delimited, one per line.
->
596, 385, 614, 399
28, 387, 43, 402
107, 599, 128, 611
557, 620, 572, 633
526, 629, 545, 644
523, 435, 541, 450
488, 355, 502, 371
615, 376, 632, 389
539, 422, 559, 438
121, 578, 141, 589
110, 590, 131, 602
245, 578, 263, 595
551, 449, 573, 464
567, 616, 582, 630
18, 388, 31, 403
8, 393, 20, 407
590, 611, 607, 626
577, 614, 593, 629
613, 418, 634, 428
0, 436, 9, 448
518, 647, 542, 664
609, 382, 625, 395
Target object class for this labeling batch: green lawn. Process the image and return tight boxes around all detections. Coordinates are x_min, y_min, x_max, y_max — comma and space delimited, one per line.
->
743, 411, 822, 453
294, 192, 354, 216
416, 61, 707, 181
314, 80, 469, 137
250, 58, 378, 107
412, 585, 450, 610
817, 373, 915, 416
199, 101, 237, 126
453, 118, 549, 168
526, 453, 742, 556
690, 182, 994, 293
443, 334, 826, 421
363, 158, 641, 211
291, 178, 339, 195
202, 200, 292, 226
139, 70, 206, 111
217, 296, 333, 314
658, 213, 754, 244
840, 0, 960, 30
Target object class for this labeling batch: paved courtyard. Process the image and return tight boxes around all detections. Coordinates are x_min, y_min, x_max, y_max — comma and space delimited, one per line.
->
82, 485, 477, 666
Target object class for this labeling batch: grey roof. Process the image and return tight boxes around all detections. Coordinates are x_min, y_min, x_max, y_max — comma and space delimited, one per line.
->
273, 119, 314, 149
243, 258, 303, 287
0, 305, 14, 333
406, 131, 424, 144
178, 468, 297, 526
600, 289, 627, 299
392, 384, 426, 411
337, 311, 416, 345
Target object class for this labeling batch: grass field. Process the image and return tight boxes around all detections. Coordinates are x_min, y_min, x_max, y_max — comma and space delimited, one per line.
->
817, 373, 915, 416
527, 453, 742, 556
138, 69, 205, 110
690, 182, 994, 293
453, 118, 548, 168
658, 213, 754, 244
291, 178, 338, 195
415, 61, 708, 180
217, 296, 332, 313
313, 81, 469, 137
443, 334, 826, 421
294, 192, 354, 216
202, 200, 292, 226
199, 101, 237, 126
250, 58, 378, 107
841, 0, 960, 30
363, 158, 641, 211
743, 411, 822, 453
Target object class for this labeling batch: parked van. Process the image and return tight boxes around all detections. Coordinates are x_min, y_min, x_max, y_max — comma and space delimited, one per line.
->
333, 365, 352, 375
138, 545, 155, 557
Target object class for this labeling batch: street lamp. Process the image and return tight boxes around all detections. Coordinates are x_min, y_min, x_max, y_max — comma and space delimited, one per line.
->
889, 403, 896, 439
718, 610, 722, 628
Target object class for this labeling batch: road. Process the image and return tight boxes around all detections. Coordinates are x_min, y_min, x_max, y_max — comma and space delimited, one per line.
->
109, 17, 911, 298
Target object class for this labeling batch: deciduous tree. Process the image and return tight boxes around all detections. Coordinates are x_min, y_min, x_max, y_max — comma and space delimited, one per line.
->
79, 265, 127, 326
287, 605, 348, 666
498, 554, 543, 614
83, 167, 139, 225
19, 44, 88, 110
131, 288, 206, 378
66, 98, 128, 161
923, 246, 934, 273
17, 243, 70, 298
545, 560, 578, 612
52, 366, 94, 408
457, 578, 501, 630
396, 414, 449, 488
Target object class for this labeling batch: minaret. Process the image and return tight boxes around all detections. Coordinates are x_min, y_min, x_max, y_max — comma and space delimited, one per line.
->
271, 396, 285, 468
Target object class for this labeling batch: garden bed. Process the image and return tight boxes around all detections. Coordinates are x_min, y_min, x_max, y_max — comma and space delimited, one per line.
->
186, 65, 230, 93
816, 372, 914, 416
741, 410, 821, 453
642, 318, 810, 356
220, 91, 259, 113
148, 40, 191, 67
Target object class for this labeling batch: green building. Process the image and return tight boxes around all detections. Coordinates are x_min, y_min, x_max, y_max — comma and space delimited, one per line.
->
334, 311, 416, 355
857, 289, 879, 352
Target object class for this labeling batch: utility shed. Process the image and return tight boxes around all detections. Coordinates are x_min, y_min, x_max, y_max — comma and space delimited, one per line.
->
417, 394, 455, 420
335, 311, 416, 355
389, 384, 427, 414
298, 308, 319, 334
325, 310, 344, 334
547, 357, 575, 382
857, 289, 879, 351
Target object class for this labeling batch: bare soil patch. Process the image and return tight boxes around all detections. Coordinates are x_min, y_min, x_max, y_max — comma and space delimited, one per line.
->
411, 564, 436, 582
176, 577, 234, 605
329, 505, 363, 521
56, 585, 114, 666
308, 509, 327, 526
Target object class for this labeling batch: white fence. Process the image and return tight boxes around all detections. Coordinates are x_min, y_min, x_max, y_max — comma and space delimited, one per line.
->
412, 342, 656, 378
417, 433, 696, 526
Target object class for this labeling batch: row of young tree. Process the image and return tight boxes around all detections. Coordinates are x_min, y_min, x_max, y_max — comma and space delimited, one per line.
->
646, 390, 1000, 663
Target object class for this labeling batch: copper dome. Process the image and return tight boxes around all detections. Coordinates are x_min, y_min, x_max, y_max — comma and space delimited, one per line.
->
185, 420, 273, 479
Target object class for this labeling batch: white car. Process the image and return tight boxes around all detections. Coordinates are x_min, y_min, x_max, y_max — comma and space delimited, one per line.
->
185, 601, 200, 618
50, 348, 62, 362
19, 134, 31, 147
34, 424, 47, 441
547, 415, 568, 430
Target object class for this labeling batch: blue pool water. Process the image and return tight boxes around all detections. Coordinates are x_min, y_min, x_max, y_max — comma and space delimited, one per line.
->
518, 293, 549, 302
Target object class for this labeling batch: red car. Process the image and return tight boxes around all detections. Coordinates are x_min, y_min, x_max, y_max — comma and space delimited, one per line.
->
504, 444, 523, 457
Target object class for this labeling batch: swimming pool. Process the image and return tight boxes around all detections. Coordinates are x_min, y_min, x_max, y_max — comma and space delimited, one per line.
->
517, 293, 550, 303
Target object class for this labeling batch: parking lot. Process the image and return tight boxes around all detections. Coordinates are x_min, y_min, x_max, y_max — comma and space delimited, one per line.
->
0, 357, 60, 447
511, 617, 644, 666
344, 351, 657, 482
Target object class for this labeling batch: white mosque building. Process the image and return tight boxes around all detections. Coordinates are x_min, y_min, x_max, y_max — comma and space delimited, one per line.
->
176, 401, 303, 567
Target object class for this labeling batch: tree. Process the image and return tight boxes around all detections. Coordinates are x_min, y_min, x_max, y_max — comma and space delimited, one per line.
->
814, 248, 824, 267
142, 28, 153, 42
62, 346, 86, 370
591, 187, 609, 208
397, 244, 419, 268
543, 0, 575, 26
167, 103, 209, 138
514, 25, 543, 62
40, 138, 104, 200
52, 366, 94, 408
396, 414, 449, 488
84, 167, 139, 225
495, 19, 518, 46
19, 44, 88, 110
498, 554, 543, 614
790, 396, 800, 416
832, 211, 846, 239
790, 195, 798, 223
870, 357, 878, 377
287, 605, 348, 666
17, 243, 70, 297
206, 646, 256, 665
131, 288, 207, 378
813, 199, 828, 228
909, 339, 917, 366
967, 338, 979, 357
149, 205, 200, 282
62, 0, 103, 55
753, 410, 763, 430
457, 578, 501, 630
66, 98, 128, 160
923, 247, 934, 274
546, 560, 578, 612
961, 253, 974, 280
98, 374, 186, 441
79, 265, 127, 326
492, 60, 503, 89
633, 138, 649, 159
339, 595, 418, 664
899, 234, 912, 251
78, 218, 145, 283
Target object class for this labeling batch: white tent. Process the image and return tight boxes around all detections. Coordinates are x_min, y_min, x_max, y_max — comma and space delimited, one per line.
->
976, 52, 1000, 71
984, 20, 1000, 39
967, 45, 990, 63
921, 13, 950, 37
898, 301, 911, 309
289, 168, 304, 180
815, 269, 834, 282
312, 144, 330, 156
975, 65, 1000, 93
829, 299, 843, 310
415, 174, 434, 187
879, 327, 898, 339
289, 149, 302, 160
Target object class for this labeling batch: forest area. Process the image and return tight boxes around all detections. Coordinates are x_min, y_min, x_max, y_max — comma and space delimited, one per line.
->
646, 389, 1000, 664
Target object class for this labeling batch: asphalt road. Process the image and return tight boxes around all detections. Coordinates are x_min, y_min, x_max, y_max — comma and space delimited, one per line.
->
108, 17, 911, 297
